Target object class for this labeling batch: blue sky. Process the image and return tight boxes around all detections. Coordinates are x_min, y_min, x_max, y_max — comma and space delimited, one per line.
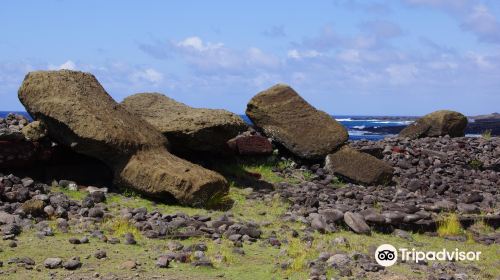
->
1, 0, 499, 115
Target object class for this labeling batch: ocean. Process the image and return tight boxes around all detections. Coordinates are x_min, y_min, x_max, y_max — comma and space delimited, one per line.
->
1, 111, 413, 141
239, 115, 414, 141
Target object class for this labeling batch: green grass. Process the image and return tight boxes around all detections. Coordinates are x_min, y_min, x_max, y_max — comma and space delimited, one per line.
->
228, 185, 288, 223
481, 129, 492, 140
469, 219, 495, 234
213, 157, 285, 184
277, 158, 295, 171
2, 159, 498, 279
242, 163, 283, 183
103, 217, 143, 239
468, 159, 484, 170
106, 192, 212, 216
50, 186, 87, 200
120, 187, 141, 198
285, 235, 317, 272
437, 213, 463, 237
302, 170, 314, 181
204, 192, 235, 211
2, 191, 499, 280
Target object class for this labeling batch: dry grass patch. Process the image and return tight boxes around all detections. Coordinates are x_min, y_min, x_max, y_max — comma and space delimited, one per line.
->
437, 213, 463, 237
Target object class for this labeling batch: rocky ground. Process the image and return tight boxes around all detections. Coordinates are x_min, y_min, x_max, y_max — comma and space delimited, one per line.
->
250, 136, 500, 240
1, 123, 499, 279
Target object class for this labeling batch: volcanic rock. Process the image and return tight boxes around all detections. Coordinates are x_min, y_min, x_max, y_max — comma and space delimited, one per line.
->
246, 84, 348, 160
44, 257, 62, 269
21, 199, 45, 216
343, 212, 371, 235
156, 256, 169, 268
21, 120, 47, 141
399, 110, 467, 139
121, 92, 247, 154
18, 70, 228, 206
325, 146, 393, 185
227, 132, 273, 156
62, 257, 82, 270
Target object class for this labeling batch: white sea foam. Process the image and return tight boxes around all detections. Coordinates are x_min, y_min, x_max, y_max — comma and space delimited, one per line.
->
336, 118, 414, 125
374, 120, 413, 125
348, 130, 369, 136
353, 125, 366, 129
335, 118, 353, 121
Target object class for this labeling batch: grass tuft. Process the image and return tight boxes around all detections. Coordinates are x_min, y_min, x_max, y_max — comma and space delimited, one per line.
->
205, 192, 234, 211
283, 235, 318, 273
213, 158, 285, 184
51, 186, 87, 200
277, 159, 294, 171
481, 129, 492, 140
468, 219, 495, 234
437, 213, 463, 237
302, 170, 314, 181
242, 163, 283, 183
206, 238, 237, 266
121, 187, 141, 198
468, 159, 483, 170
103, 217, 142, 239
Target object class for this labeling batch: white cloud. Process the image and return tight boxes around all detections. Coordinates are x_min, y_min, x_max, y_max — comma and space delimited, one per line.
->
466, 51, 495, 70
171, 36, 281, 74
405, 0, 500, 44
177, 36, 224, 52
48, 60, 77, 70
130, 68, 164, 84
287, 49, 322, 59
462, 4, 500, 43
247, 47, 281, 68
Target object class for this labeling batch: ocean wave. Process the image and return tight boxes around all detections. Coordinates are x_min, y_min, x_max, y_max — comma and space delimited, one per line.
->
353, 125, 366, 129
336, 118, 414, 125
373, 120, 413, 125
337, 118, 386, 122
348, 130, 371, 136
335, 118, 353, 121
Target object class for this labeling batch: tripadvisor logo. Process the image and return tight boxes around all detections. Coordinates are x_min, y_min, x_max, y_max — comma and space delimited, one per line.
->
375, 244, 398, 267
375, 244, 481, 267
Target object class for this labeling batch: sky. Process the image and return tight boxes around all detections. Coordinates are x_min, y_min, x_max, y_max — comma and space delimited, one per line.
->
1, 0, 499, 115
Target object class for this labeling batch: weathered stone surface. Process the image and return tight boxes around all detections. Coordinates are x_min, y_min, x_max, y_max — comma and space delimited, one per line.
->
21, 121, 47, 141
21, 199, 45, 216
44, 257, 62, 269
62, 257, 82, 270
399, 110, 468, 139
344, 212, 371, 235
325, 146, 393, 185
18, 70, 228, 206
227, 132, 273, 156
121, 92, 247, 154
246, 84, 348, 160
